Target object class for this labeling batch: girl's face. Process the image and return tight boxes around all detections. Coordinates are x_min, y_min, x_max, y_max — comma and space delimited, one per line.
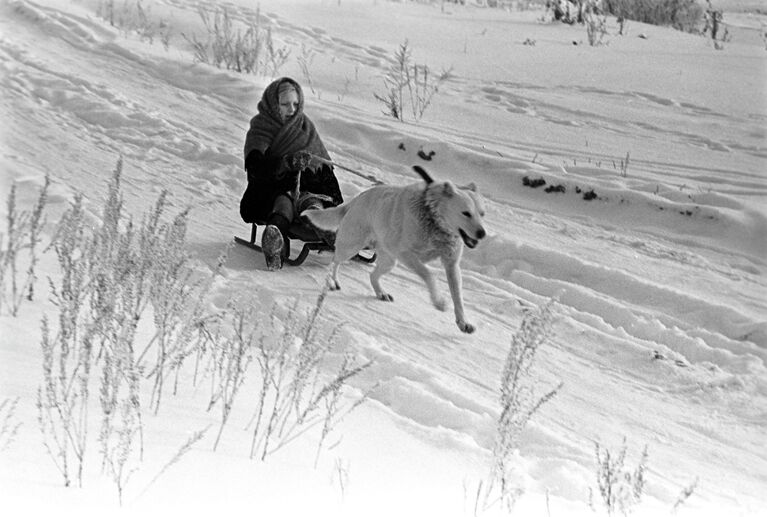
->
278, 89, 299, 122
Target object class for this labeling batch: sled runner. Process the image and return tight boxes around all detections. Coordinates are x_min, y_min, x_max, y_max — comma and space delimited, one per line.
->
234, 221, 375, 267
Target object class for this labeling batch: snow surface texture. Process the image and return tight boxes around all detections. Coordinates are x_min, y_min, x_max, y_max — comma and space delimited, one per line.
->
1, 0, 765, 516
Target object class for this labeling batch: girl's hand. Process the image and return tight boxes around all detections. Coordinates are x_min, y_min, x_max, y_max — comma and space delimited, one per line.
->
285, 151, 311, 171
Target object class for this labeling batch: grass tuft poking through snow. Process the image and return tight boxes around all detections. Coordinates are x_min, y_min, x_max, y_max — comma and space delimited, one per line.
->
182, 5, 289, 76
0, 174, 49, 317
474, 299, 563, 514
36, 157, 219, 501
589, 438, 649, 516
243, 291, 373, 464
374, 39, 453, 122
28, 156, 370, 503
0, 397, 22, 453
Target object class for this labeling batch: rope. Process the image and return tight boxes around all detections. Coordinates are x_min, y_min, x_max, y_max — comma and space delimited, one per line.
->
308, 153, 384, 185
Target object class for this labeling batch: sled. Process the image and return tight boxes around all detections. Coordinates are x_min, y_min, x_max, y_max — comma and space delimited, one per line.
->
234, 221, 375, 267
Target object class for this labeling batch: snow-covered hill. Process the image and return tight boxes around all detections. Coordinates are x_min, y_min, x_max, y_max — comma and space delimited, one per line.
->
1, 0, 765, 515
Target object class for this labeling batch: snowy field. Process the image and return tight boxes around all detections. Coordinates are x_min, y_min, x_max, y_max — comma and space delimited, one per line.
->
1, 0, 765, 515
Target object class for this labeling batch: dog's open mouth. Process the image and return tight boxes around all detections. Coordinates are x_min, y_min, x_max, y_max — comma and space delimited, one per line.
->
460, 229, 479, 249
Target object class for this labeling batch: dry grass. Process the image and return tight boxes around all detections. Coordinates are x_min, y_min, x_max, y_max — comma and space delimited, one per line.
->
97, 0, 173, 49
589, 438, 648, 516
0, 175, 49, 316
36, 158, 213, 500
243, 292, 373, 464
182, 6, 289, 76
374, 40, 453, 122
0, 397, 22, 453
473, 299, 562, 514
602, 0, 704, 32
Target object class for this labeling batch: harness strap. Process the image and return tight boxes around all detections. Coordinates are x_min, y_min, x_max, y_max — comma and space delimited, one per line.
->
307, 153, 384, 185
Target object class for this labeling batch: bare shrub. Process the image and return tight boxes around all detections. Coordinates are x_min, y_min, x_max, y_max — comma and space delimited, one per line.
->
37, 191, 95, 488
0, 175, 49, 316
265, 27, 291, 77
183, 6, 289, 76
206, 298, 257, 451
585, 10, 609, 46
101, 399, 140, 506
702, 0, 730, 49
602, 0, 703, 32
589, 438, 648, 516
245, 291, 372, 464
0, 397, 22, 452
620, 151, 630, 177
475, 299, 562, 513
138, 202, 222, 415
97, 0, 173, 48
374, 88, 400, 120
617, 15, 628, 35
37, 160, 145, 489
374, 40, 453, 122
37, 157, 208, 496
672, 477, 698, 513
298, 44, 319, 98
332, 457, 351, 501
138, 426, 210, 499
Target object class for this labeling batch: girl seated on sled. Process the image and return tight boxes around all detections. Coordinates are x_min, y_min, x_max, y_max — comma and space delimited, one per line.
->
240, 77, 343, 270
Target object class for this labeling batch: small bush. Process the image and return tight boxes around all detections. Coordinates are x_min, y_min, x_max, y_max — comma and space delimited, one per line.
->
298, 44, 319, 98
589, 438, 648, 516
243, 291, 372, 464
32, 154, 372, 502
183, 6, 289, 76
602, 0, 704, 32
37, 158, 211, 497
474, 299, 562, 513
0, 175, 49, 316
0, 397, 22, 452
374, 40, 453, 122
585, 10, 609, 46
702, 0, 730, 49
97, 0, 173, 49
672, 477, 698, 513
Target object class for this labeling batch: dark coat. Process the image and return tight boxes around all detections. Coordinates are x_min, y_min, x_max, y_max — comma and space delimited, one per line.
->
239, 78, 343, 224
239, 149, 343, 224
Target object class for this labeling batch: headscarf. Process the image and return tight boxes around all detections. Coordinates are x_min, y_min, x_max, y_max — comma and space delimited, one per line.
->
243, 77, 331, 171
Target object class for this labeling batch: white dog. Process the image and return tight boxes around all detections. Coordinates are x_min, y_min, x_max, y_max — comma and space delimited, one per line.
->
303, 166, 486, 333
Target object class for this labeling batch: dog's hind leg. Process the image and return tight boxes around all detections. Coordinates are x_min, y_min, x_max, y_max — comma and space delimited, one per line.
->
326, 261, 342, 291
327, 226, 369, 291
400, 252, 446, 311
442, 258, 475, 334
370, 251, 397, 302
326, 247, 360, 291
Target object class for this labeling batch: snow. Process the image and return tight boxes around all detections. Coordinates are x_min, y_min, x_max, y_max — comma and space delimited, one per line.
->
1, 0, 766, 515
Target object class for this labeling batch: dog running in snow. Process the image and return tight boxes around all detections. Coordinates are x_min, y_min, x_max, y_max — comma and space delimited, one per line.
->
303, 165, 486, 333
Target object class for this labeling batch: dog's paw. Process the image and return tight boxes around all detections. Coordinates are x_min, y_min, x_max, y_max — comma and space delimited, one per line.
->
433, 297, 447, 312
378, 293, 394, 302
457, 321, 475, 334
326, 277, 341, 291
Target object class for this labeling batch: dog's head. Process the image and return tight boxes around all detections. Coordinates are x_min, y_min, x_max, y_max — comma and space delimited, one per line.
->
427, 181, 487, 249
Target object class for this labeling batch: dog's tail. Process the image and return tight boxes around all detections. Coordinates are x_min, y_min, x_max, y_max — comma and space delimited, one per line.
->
302, 203, 349, 231
413, 165, 434, 185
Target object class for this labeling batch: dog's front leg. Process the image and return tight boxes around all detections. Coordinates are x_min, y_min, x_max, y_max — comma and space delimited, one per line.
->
400, 252, 446, 311
442, 257, 474, 334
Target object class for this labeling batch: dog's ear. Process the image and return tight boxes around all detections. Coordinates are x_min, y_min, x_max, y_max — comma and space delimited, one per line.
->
442, 181, 456, 198
413, 165, 434, 185
462, 182, 478, 192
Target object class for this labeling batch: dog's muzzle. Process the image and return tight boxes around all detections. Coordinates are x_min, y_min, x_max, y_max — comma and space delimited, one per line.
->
460, 228, 485, 249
